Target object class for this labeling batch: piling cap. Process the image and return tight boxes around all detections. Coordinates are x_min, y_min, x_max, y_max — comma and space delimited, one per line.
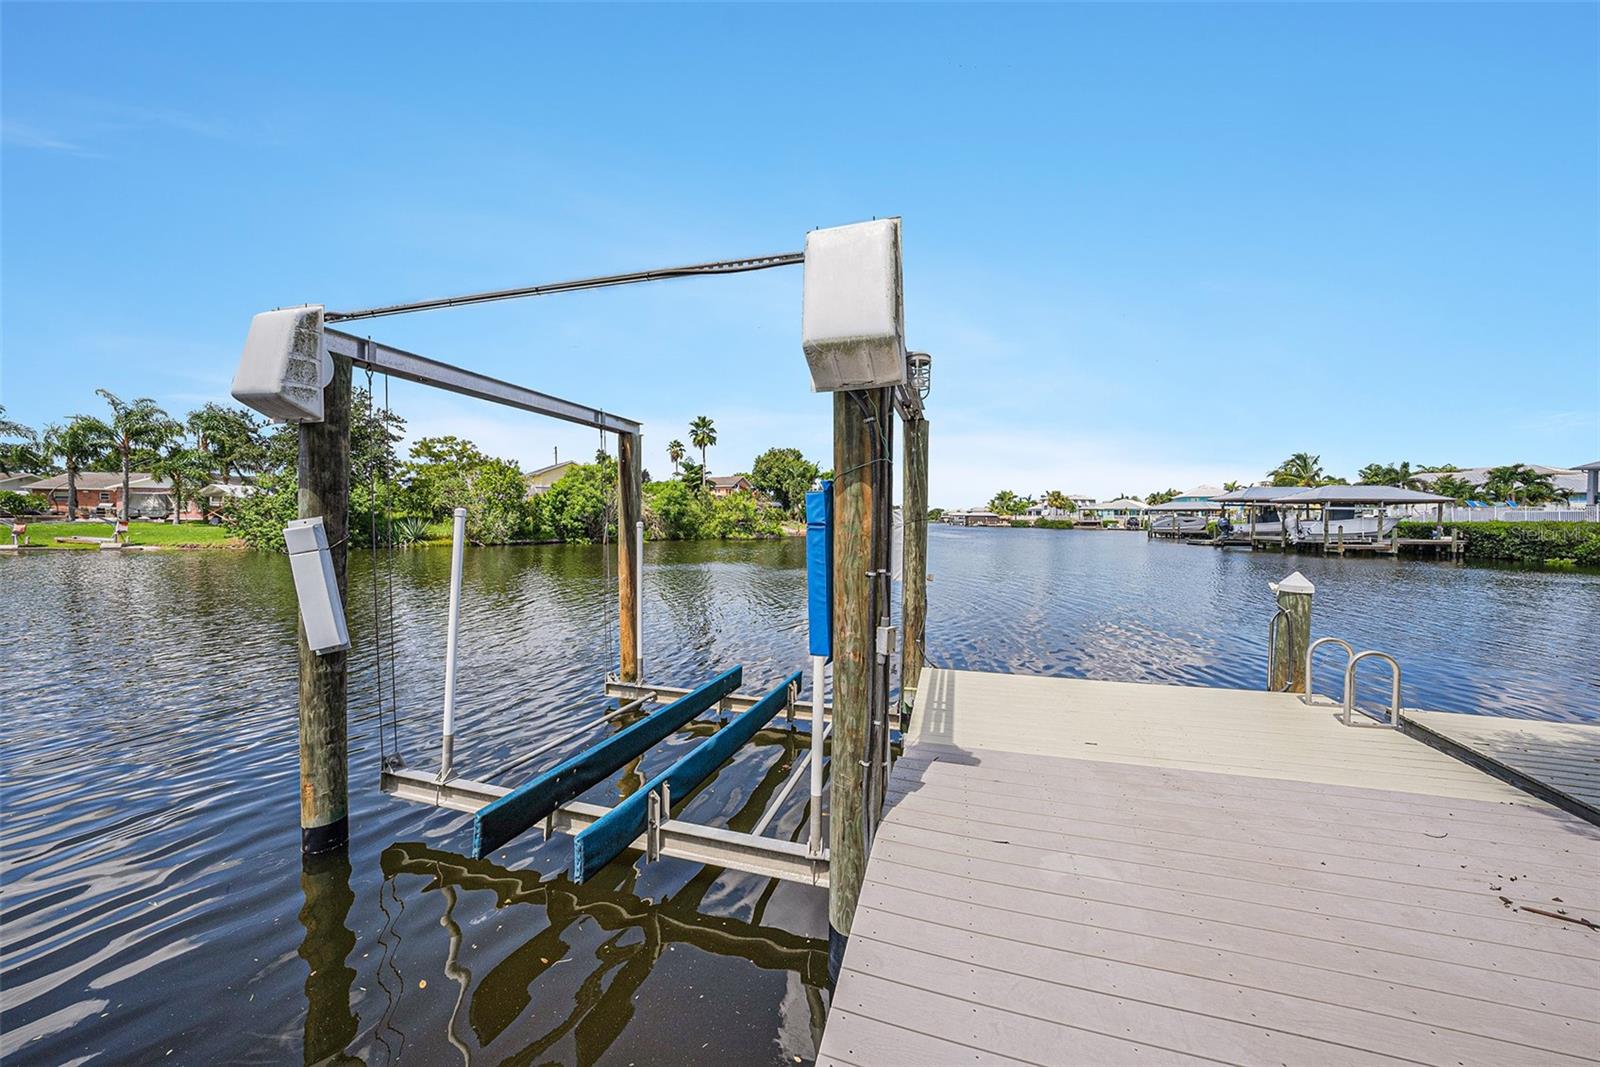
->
1269, 571, 1315, 596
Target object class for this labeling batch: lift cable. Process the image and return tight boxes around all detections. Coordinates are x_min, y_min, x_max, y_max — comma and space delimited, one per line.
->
325, 252, 804, 324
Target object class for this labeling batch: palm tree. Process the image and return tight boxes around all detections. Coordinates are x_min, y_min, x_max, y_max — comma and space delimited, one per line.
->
43, 416, 114, 520
96, 390, 176, 520
0, 405, 44, 474
151, 439, 213, 524
1429, 474, 1476, 504
1268, 452, 1327, 487
1482, 464, 1560, 506
688, 416, 717, 490
667, 439, 686, 476
1222, 481, 1242, 493
1357, 461, 1423, 489
1043, 490, 1074, 515
187, 402, 263, 484
988, 489, 1026, 516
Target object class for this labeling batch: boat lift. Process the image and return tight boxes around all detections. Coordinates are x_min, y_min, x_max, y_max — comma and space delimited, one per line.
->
235, 220, 930, 912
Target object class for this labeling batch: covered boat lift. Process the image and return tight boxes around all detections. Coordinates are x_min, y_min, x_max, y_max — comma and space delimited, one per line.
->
1205, 484, 1461, 556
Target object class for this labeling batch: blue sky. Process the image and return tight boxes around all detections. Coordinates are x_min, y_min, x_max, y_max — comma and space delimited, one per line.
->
3, 3, 1595, 506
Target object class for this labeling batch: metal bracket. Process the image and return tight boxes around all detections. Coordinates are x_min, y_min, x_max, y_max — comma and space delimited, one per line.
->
647, 791, 661, 861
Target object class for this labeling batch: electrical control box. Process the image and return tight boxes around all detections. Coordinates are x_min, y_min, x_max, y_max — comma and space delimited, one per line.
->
284, 516, 350, 655
231, 306, 331, 423
801, 219, 906, 392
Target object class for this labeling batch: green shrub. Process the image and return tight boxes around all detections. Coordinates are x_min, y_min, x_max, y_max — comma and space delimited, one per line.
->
644, 480, 710, 540
222, 474, 299, 551
1031, 518, 1074, 530
708, 490, 783, 539
1394, 520, 1600, 566
0, 490, 43, 515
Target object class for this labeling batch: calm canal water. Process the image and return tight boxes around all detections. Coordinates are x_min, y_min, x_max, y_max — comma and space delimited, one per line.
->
3, 528, 1596, 1065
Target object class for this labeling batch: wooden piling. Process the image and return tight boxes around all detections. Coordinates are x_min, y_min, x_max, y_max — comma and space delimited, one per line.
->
1268, 572, 1314, 693
617, 431, 642, 682
297, 353, 351, 854
830, 389, 877, 977
900, 417, 929, 714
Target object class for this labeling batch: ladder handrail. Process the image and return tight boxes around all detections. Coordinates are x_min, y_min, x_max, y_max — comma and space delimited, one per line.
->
1343, 651, 1403, 728
1303, 636, 1355, 707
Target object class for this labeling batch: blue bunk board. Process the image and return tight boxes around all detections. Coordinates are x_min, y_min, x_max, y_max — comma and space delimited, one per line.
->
806, 482, 833, 660
571, 670, 803, 882
472, 666, 742, 858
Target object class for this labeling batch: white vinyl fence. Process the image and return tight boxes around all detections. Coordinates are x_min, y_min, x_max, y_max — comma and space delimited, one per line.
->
1401, 505, 1599, 523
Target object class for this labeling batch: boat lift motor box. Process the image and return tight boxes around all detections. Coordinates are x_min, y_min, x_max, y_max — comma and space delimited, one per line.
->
283, 516, 350, 655
801, 219, 906, 392
231, 306, 332, 423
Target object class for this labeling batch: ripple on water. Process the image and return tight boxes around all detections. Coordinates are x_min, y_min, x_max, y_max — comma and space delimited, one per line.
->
1, 533, 1595, 1064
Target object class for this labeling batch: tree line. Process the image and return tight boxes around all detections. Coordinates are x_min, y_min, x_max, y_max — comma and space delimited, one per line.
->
1257, 453, 1565, 505
0, 399, 831, 548
0, 397, 268, 522
974, 453, 1571, 516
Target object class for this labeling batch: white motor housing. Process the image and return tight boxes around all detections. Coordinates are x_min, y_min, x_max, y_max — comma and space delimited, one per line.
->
231, 306, 331, 423
801, 219, 906, 392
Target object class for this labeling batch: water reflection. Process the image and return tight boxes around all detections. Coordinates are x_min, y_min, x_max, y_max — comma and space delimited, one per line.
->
5, 532, 1597, 1067
298, 853, 361, 1066
377, 843, 828, 1065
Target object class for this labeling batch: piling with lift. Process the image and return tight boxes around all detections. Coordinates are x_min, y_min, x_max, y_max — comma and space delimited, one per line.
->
231, 219, 931, 982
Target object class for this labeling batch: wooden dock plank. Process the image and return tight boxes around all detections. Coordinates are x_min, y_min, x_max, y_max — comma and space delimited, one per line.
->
819, 669, 1600, 1066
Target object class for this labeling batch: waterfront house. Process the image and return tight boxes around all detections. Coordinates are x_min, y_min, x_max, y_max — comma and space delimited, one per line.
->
707, 474, 756, 499
1579, 461, 1600, 506
26, 472, 168, 519
1085, 497, 1149, 524
25, 472, 252, 520
523, 460, 579, 498
945, 508, 1008, 527
1025, 493, 1095, 521
1411, 464, 1590, 506
198, 481, 257, 521
1170, 484, 1224, 504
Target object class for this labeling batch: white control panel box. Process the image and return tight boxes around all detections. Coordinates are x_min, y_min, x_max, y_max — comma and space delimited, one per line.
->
801, 219, 906, 392
231, 306, 331, 423
284, 516, 350, 655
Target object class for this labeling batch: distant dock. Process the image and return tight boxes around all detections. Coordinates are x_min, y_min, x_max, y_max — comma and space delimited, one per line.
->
819, 668, 1600, 1066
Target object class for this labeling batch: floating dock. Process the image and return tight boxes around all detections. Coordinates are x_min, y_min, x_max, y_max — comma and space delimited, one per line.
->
819, 668, 1600, 1066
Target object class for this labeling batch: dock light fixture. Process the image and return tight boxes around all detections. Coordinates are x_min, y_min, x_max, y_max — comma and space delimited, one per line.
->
231, 306, 332, 423
801, 219, 906, 392
909, 351, 932, 400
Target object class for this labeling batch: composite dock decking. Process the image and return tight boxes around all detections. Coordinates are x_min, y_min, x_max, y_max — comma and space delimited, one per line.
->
819, 669, 1600, 1067
1402, 709, 1600, 822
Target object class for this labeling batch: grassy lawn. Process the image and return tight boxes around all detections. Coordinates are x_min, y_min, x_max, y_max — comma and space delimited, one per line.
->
15, 521, 242, 549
